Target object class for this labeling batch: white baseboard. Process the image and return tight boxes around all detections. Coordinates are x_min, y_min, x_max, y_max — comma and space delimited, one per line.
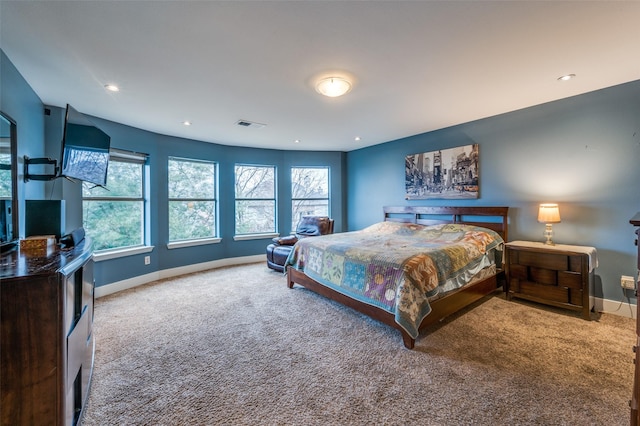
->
594, 296, 637, 319
95, 254, 265, 298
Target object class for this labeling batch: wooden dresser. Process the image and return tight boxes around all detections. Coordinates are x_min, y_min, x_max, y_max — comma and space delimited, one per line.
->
630, 212, 640, 426
1, 239, 95, 426
505, 240, 596, 320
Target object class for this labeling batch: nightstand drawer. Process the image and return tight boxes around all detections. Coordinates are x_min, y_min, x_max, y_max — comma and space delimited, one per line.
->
517, 250, 568, 271
513, 250, 584, 273
529, 266, 558, 285
509, 262, 583, 289
518, 280, 569, 303
559, 270, 582, 289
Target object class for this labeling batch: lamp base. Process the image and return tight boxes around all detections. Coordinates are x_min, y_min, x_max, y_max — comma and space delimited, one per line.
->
543, 223, 555, 245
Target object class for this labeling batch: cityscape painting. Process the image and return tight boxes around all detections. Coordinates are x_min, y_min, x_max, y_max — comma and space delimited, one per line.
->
405, 144, 479, 200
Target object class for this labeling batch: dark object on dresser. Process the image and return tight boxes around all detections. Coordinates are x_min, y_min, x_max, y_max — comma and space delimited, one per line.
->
266, 216, 334, 272
1, 238, 95, 426
60, 227, 85, 249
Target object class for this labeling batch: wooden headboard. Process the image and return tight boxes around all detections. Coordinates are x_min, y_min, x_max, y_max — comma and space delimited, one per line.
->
383, 206, 509, 241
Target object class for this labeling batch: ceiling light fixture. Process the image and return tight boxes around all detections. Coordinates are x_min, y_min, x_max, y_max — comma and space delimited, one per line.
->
104, 84, 120, 92
182, 121, 192, 126
315, 76, 352, 97
557, 74, 576, 81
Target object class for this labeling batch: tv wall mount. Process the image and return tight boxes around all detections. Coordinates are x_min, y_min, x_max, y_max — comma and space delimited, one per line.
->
24, 156, 59, 182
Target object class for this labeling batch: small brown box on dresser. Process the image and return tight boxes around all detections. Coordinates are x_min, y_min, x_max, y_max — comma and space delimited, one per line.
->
505, 241, 597, 320
19, 235, 57, 257
19, 234, 56, 250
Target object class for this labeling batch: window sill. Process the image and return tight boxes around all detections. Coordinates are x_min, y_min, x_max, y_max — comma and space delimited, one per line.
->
233, 233, 279, 241
93, 245, 154, 262
167, 237, 222, 250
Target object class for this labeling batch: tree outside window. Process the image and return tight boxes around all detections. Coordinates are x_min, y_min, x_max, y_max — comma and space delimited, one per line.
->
168, 157, 217, 241
291, 167, 329, 231
0, 151, 10, 198
0, 119, 10, 198
83, 151, 146, 251
235, 164, 276, 234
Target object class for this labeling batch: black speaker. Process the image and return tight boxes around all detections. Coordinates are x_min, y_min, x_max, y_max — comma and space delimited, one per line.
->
60, 227, 85, 249
25, 200, 65, 240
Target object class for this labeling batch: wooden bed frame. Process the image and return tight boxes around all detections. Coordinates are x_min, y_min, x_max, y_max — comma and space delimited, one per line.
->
287, 206, 509, 349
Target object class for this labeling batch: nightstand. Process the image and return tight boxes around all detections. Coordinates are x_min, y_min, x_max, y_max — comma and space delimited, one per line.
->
505, 241, 597, 320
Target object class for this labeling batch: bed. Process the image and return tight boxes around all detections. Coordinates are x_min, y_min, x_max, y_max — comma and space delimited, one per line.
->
285, 206, 509, 349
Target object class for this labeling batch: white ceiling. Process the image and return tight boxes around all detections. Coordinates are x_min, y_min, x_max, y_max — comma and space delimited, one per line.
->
1, 1, 639, 152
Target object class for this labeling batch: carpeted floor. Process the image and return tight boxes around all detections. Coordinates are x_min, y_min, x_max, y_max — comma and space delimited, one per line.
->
83, 263, 635, 425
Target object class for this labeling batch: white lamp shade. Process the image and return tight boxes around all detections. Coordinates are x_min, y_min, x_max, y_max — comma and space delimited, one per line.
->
538, 203, 561, 223
315, 77, 352, 97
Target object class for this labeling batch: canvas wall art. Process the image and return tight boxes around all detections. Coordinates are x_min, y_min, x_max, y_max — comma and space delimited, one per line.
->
405, 144, 479, 199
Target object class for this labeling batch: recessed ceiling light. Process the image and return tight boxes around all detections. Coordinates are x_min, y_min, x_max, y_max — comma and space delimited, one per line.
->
182, 121, 192, 126
354, 136, 361, 141
557, 74, 576, 81
294, 139, 300, 144
315, 76, 352, 97
104, 84, 120, 92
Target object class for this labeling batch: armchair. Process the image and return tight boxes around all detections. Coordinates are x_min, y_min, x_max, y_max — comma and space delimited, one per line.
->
266, 216, 334, 272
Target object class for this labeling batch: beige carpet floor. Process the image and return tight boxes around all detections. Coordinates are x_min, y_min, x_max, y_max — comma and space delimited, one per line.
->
83, 263, 635, 425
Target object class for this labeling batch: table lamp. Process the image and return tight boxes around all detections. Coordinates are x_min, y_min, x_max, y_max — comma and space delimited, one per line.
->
538, 203, 561, 245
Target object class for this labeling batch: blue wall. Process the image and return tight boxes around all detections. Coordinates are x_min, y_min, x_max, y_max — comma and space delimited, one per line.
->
0, 50, 48, 235
347, 80, 640, 302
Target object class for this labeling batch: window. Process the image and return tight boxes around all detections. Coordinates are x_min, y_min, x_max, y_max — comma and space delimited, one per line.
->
82, 149, 147, 251
291, 167, 329, 230
168, 157, 217, 242
0, 144, 10, 198
234, 164, 276, 235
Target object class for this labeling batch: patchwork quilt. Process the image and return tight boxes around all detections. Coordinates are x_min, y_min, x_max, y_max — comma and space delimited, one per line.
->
285, 221, 504, 338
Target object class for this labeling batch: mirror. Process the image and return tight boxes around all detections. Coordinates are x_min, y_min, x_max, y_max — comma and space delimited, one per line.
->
0, 111, 18, 251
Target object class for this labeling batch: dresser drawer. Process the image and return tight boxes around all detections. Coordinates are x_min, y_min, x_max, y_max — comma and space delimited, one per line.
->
512, 250, 584, 273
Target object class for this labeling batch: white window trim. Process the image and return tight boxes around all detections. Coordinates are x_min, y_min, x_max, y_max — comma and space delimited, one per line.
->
233, 233, 279, 241
167, 237, 222, 250
93, 245, 154, 262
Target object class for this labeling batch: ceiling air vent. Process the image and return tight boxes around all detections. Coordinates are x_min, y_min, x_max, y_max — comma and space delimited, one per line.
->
235, 119, 266, 129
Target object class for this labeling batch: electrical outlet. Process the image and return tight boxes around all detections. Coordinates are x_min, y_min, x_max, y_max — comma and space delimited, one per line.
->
144, 255, 151, 265
621, 275, 636, 290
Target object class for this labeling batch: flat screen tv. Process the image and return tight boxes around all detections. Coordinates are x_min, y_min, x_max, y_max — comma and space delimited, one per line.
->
59, 104, 111, 187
